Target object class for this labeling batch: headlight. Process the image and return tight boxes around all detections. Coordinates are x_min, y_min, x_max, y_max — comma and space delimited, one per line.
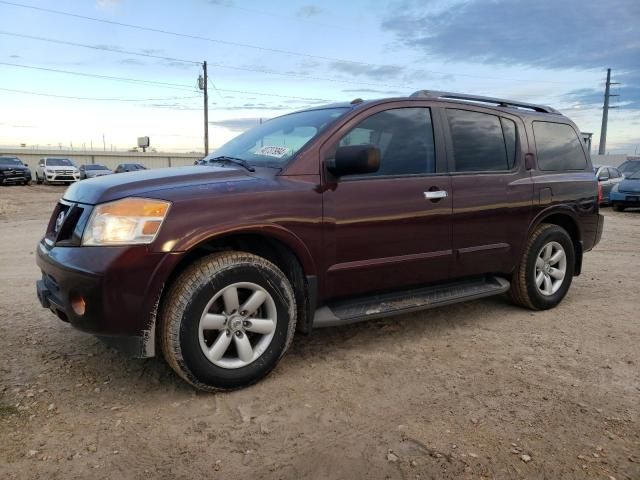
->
82, 197, 171, 245
45, 168, 53, 173
611, 184, 619, 192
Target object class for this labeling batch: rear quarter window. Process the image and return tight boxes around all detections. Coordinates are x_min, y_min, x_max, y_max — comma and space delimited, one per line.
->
533, 121, 587, 171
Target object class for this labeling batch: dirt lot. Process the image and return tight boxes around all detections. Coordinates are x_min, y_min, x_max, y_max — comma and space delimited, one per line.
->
0, 185, 638, 480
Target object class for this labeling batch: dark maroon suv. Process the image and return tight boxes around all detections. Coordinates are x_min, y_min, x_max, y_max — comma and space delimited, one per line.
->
36, 90, 604, 391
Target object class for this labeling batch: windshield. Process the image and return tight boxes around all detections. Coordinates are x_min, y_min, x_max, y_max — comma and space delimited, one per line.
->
619, 160, 640, 174
85, 164, 109, 170
46, 158, 74, 166
0, 157, 23, 166
205, 107, 349, 168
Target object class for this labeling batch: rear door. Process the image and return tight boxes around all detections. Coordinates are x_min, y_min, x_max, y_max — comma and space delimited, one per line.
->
321, 103, 452, 299
441, 105, 533, 277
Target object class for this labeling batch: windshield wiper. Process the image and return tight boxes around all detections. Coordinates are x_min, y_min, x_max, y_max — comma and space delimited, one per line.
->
207, 156, 255, 172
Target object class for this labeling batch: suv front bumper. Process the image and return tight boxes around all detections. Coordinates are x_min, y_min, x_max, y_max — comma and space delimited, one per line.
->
35, 241, 183, 357
45, 172, 80, 183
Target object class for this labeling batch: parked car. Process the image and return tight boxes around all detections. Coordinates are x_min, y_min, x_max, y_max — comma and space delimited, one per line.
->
610, 169, 640, 211
36, 90, 603, 391
594, 165, 623, 204
79, 164, 113, 180
0, 156, 31, 185
35, 157, 80, 185
114, 163, 146, 173
617, 159, 640, 178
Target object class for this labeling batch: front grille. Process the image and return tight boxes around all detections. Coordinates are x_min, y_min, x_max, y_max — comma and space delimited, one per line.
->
45, 200, 87, 246
55, 169, 75, 175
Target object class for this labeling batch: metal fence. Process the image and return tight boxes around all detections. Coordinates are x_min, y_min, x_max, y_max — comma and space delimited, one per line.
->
0, 148, 202, 174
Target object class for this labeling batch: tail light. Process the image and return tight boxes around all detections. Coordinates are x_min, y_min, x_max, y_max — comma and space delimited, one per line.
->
597, 182, 603, 204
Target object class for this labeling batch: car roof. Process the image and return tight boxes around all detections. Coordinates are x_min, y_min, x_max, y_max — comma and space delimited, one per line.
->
295, 94, 570, 124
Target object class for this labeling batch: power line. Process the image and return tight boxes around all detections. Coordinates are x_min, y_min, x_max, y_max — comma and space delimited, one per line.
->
0, 61, 334, 102
0, 1, 580, 86
0, 30, 411, 89
0, 0, 385, 68
0, 61, 198, 92
0, 31, 200, 65
0, 87, 200, 102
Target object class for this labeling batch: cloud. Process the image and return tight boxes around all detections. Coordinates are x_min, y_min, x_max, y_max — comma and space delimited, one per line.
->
342, 88, 404, 95
382, 0, 640, 109
119, 58, 147, 66
297, 5, 322, 18
9, 54, 20, 59
330, 61, 401, 80
96, 0, 121, 9
209, 118, 264, 131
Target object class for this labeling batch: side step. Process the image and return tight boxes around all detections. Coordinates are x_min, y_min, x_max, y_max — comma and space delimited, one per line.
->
313, 275, 510, 328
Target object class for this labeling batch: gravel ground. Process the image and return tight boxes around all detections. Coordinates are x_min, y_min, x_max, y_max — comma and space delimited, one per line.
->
1, 184, 639, 480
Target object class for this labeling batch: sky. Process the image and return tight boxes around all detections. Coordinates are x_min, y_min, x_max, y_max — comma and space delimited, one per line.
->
0, 0, 638, 154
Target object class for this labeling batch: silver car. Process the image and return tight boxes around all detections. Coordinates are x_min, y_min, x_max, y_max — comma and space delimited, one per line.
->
595, 165, 623, 205
79, 164, 113, 180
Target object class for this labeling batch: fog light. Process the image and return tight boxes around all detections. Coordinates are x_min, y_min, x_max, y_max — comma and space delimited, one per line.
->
70, 294, 86, 316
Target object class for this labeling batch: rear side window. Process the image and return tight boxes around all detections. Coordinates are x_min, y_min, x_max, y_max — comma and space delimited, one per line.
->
446, 109, 516, 172
533, 122, 587, 171
338, 107, 436, 176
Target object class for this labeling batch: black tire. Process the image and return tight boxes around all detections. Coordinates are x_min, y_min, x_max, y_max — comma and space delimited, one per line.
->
35, 173, 42, 185
159, 251, 297, 391
613, 204, 625, 212
509, 224, 575, 310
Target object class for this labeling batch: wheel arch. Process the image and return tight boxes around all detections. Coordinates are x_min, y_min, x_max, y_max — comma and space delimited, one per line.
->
158, 228, 317, 341
528, 208, 583, 275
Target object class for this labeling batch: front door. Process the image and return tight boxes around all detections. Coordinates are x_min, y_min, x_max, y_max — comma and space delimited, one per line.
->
321, 104, 452, 300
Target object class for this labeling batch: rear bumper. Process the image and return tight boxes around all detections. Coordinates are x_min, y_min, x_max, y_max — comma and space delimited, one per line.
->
35, 241, 184, 357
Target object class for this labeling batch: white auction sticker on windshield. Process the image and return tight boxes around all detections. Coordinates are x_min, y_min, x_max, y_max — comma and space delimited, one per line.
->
257, 146, 290, 158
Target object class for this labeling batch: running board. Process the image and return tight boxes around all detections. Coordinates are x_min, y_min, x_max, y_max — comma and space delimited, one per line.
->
313, 276, 510, 328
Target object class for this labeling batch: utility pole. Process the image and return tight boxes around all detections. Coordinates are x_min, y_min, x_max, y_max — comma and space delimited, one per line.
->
598, 68, 619, 155
198, 61, 209, 156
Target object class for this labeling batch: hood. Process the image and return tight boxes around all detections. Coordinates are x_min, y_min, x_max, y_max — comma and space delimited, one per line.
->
0, 164, 29, 171
618, 178, 640, 193
64, 165, 256, 204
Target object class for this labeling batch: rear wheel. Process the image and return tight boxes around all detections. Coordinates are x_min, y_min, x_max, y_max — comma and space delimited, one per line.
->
509, 224, 575, 310
160, 251, 297, 391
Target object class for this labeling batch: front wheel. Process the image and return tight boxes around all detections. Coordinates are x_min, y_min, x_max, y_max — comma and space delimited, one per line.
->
509, 224, 575, 310
160, 252, 297, 391
613, 204, 625, 212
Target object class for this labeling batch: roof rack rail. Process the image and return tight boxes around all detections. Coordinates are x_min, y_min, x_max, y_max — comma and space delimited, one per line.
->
410, 90, 560, 114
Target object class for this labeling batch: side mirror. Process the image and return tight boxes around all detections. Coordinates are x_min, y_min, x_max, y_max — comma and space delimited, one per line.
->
24, 163, 28, 167
327, 144, 380, 177
598, 174, 609, 182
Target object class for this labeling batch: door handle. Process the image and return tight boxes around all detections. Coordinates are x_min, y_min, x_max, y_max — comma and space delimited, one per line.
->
424, 190, 448, 200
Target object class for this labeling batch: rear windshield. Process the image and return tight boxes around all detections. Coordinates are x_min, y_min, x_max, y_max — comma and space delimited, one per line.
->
46, 158, 74, 166
0, 157, 23, 166
533, 122, 587, 171
619, 160, 640, 175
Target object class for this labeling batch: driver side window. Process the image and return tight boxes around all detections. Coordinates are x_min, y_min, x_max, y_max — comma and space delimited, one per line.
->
338, 107, 436, 177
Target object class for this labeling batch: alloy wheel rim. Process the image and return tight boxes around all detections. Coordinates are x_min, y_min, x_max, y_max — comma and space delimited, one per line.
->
534, 241, 567, 296
198, 282, 277, 369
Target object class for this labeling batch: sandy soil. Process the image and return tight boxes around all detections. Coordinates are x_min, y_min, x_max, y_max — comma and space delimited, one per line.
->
0, 184, 638, 480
